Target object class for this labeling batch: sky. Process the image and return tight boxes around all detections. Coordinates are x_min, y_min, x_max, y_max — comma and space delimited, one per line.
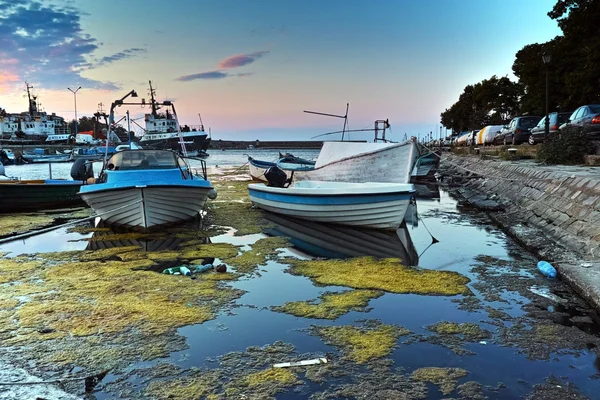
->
0, 0, 562, 141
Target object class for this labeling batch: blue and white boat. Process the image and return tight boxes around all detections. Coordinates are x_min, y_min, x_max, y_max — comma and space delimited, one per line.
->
79, 149, 214, 229
248, 181, 415, 230
248, 154, 315, 182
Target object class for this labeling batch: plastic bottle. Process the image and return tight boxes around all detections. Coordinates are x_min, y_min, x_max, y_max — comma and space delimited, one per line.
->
194, 264, 213, 274
162, 266, 192, 276
537, 261, 557, 279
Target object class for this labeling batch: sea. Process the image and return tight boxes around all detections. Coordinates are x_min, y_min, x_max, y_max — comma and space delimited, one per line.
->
3, 149, 321, 180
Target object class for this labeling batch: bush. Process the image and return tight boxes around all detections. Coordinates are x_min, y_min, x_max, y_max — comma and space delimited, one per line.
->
537, 130, 593, 165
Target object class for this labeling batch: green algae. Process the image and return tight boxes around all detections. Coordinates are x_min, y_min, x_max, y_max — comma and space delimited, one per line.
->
286, 256, 471, 295
226, 236, 289, 273
312, 323, 409, 363
141, 341, 303, 400
180, 242, 240, 260
273, 290, 383, 319
411, 367, 469, 395
427, 321, 491, 340
145, 372, 220, 400
207, 180, 272, 236
244, 368, 300, 388
0, 214, 56, 238
0, 245, 244, 371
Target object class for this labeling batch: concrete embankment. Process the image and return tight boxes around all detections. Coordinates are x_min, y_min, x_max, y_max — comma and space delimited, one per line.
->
439, 154, 600, 311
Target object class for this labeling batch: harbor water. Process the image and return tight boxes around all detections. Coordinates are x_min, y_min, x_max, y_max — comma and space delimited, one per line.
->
0, 152, 599, 399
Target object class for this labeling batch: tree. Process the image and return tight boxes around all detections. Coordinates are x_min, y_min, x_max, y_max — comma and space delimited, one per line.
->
68, 116, 96, 133
441, 76, 522, 132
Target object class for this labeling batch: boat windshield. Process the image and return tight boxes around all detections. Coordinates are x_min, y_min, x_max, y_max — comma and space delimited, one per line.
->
106, 150, 180, 170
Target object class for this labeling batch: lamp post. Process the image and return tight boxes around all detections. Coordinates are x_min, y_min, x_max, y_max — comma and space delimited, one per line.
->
67, 86, 81, 137
542, 52, 551, 137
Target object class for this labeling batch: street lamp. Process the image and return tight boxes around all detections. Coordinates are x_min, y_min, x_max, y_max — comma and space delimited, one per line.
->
67, 86, 82, 137
542, 52, 551, 137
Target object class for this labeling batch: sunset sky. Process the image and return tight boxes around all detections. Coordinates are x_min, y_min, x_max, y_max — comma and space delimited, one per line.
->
0, 0, 561, 141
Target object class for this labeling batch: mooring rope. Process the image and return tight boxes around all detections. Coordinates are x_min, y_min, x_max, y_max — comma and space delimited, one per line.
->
0, 199, 144, 245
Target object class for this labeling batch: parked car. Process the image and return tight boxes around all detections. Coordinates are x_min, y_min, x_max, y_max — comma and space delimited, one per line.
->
529, 112, 572, 144
559, 104, 600, 139
496, 116, 542, 145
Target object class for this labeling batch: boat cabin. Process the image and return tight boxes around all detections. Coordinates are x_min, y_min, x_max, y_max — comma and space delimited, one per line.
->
105, 149, 187, 171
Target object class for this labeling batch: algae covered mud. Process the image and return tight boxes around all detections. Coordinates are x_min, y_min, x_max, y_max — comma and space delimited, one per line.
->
0, 167, 599, 399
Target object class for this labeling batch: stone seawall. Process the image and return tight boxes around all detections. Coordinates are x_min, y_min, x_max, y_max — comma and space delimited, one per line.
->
440, 154, 600, 310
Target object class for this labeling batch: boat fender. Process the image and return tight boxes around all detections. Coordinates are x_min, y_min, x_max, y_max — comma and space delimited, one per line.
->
208, 189, 218, 200
265, 166, 288, 188
71, 158, 94, 181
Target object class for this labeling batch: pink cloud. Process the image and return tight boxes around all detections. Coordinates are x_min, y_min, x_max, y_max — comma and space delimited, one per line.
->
218, 51, 269, 69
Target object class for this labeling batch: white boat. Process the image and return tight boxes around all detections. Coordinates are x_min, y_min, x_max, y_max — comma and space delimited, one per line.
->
292, 140, 419, 184
248, 180, 415, 230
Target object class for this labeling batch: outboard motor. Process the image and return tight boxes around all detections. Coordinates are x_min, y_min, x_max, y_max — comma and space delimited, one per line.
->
71, 158, 94, 181
264, 166, 289, 188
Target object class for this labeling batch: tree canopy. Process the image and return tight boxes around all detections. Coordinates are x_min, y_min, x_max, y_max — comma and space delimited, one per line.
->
440, 76, 521, 133
441, 0, 600, 132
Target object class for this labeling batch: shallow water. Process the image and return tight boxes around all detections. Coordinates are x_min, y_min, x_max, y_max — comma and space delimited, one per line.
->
3, 149, 321, 180
1, 182, 600, 399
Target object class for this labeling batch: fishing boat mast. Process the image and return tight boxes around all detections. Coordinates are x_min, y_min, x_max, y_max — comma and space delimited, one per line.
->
304, 103, 349, 140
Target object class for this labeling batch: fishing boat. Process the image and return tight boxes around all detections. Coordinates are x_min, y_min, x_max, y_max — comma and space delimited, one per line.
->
263, 212, 418, 264
21, 148, 72, 164
248, 180, 415, 230
71, 146, 117, 161
247, 153, 315, 182
248, 156, 278, 182
0, 165, 84, 212
410, 150, 440, 180
138, 81, 210, 153
78, 149, 215, 229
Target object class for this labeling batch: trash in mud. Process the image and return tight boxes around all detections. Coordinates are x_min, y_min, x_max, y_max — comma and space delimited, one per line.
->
537, 261, 557, 279
528, 285, 567, 305
273, 357, 328, 368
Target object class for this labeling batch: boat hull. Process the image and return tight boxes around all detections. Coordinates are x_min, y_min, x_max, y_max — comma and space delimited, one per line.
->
80, 186, 211, 229
293, 141, 419, 184
248, 182, 415, 230
0, 180, 84, 213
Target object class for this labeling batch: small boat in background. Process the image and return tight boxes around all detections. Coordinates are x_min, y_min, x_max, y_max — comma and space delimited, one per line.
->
71, 146, 117, 161
248, 156, 278, 182
411, 150, 440, 180
247, 153, 315, 182
248, 180, 415, 230
22, 148, 72, 164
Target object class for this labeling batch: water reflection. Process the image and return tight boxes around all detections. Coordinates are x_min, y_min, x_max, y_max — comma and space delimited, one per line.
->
262, 211, 419, 265
413, 182, 441, 199
85, 221, 209, 252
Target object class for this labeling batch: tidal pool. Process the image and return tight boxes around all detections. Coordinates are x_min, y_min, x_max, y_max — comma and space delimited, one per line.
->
0, 179, 599, 399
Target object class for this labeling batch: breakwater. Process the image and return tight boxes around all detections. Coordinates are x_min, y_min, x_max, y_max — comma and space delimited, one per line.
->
439, 154, 600, 311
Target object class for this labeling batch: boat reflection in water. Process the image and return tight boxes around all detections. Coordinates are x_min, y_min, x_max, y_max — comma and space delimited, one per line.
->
262, 211, 419, 266
85, 221, 209, 252
413, 182, 440, 200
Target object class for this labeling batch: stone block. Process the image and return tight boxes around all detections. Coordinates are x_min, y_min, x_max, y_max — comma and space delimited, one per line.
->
582, 195, 599, 207
571, 190, 583, 200
577, 178, 591, 189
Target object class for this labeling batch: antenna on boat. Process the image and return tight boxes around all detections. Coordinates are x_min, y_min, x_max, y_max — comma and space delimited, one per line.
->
149, 80, 158, 117
168, 101, 188, 158
25, 82, 35, 116
197, 113, 205, 132
304, 103, 349, 141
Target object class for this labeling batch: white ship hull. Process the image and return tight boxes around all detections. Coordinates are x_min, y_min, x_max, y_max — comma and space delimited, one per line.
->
80, 186, 210, 229
293, 141, 419, 184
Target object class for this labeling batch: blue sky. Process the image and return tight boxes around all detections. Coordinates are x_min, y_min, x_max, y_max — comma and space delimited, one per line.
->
0, 0, 561, 140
